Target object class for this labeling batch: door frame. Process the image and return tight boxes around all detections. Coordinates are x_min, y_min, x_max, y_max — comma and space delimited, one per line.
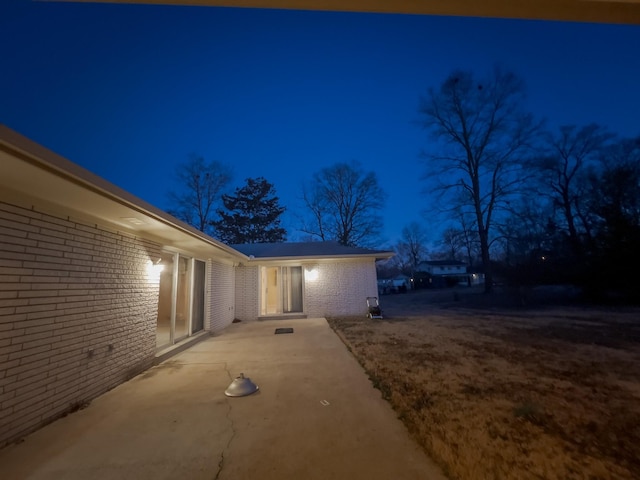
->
156, 251, 207, 350
259, 265, 304, 316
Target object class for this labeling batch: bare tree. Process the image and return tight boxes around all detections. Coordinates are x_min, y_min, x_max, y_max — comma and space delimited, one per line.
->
300, 161, 385, 247
435, 227, 465, 261
395, 222, 429, 270
531, 124, 613, 256
586, 136, 640, 260
419, 67, 540, 291
384, 250, 412, 277
495, 197, 555, 265
167, 154, 232, 235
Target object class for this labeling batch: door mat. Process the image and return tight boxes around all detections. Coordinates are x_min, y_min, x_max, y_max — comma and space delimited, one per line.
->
274, 327, 294, 334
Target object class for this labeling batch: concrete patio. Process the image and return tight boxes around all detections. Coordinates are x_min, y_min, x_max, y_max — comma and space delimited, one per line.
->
0, 318, 446, 480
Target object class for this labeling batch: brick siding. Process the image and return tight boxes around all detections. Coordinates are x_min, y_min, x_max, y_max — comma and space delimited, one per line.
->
0, 201, 160, 447
208, 260, 235, 332
231, 260, 378, 321
0, 199, 382, 446
234, 265, 259, 321
304, 259, 378, 318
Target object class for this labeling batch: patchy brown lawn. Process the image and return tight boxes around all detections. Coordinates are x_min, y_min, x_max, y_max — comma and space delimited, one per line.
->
327, 287, 640, 480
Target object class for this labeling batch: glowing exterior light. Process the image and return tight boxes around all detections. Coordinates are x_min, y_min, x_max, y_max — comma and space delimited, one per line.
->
146, 259, 164, 282
306, 268, 319, 281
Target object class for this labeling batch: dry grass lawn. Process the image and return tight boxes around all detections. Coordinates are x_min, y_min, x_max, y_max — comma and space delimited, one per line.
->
327, 287, 640, 480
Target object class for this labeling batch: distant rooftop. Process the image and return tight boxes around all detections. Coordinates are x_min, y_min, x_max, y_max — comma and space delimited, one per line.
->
418, 259, 467, 266
231, 241, 394, 260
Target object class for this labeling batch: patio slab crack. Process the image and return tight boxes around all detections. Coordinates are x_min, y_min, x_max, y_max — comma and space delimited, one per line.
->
214, 364, 236, 480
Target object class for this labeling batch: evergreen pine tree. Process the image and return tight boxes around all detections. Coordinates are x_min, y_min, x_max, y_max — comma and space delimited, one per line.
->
213, 177, 286, 244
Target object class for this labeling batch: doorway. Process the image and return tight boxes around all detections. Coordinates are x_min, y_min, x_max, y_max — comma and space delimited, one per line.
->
156, 253, 206, 349
260, 266, 303, 316
191, 260, 206, 334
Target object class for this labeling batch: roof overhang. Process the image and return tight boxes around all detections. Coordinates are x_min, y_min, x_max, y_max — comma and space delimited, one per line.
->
60, 0, 640, 25
0, 125, 246, 262
242, 252, 395, 265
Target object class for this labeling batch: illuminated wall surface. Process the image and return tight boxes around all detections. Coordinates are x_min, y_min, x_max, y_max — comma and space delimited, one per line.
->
0, 201, 161, 446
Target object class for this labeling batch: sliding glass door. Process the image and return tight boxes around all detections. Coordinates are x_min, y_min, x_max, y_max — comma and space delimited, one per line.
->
174, 255, 191, 341
192, 260, 206, 334
156, 253, 206, 349
261, 266, 303, 316
282, 266, 303, 313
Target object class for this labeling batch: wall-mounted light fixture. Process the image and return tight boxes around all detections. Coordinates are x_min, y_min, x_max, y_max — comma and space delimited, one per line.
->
306, 268, 319, 281
146, 258, 164, 280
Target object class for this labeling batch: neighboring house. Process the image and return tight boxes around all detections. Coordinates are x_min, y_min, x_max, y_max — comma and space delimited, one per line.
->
414, 259, 469, 288
0, 125, 392, 448
467, 267, 486, 286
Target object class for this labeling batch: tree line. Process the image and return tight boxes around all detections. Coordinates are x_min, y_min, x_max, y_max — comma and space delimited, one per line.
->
167, 66, 639, 300
412, 66, 639, 299
166, 156, 384, 247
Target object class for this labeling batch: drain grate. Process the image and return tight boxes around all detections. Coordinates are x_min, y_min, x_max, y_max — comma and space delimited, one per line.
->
274, 327, 294, 335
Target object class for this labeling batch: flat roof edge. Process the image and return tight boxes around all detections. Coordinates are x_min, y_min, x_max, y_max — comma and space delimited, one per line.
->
0, 125, 247, 261
243, 252, 395, 262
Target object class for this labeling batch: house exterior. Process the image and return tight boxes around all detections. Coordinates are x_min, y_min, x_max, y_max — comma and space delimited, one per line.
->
416, 260, 467, 276
0, 125, 392, 448
414, 260, 469, 288
232, 242, 388, 320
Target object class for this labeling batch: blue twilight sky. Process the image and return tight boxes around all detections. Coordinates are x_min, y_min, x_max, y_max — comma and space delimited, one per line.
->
2, 1, 640, 247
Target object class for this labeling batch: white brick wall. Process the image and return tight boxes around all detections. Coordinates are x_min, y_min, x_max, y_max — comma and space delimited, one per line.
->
231, 260, 378, 321
0, 199, 382, 446
208, 260, 235, 332
234, 265, 259, 322
304, 259, 378, 318
0, 201, 160, 447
